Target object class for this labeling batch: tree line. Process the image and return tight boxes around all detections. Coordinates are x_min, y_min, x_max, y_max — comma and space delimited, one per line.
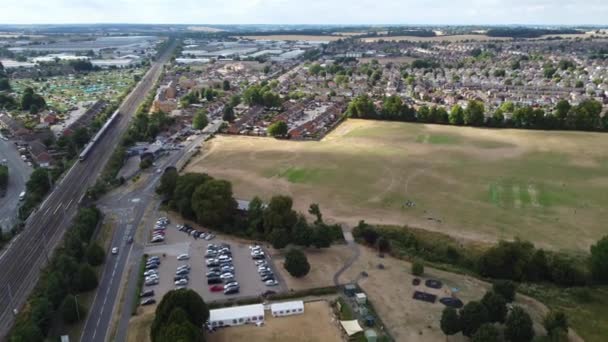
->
10, 207, 104, 342
346, 94, 608, 132
151, 289, 209, 342
354, 222, 608, 288
156, 170, 344, 249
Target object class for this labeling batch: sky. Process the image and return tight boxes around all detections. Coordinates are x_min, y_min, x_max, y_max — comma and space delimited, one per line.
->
1, 0, 607, 25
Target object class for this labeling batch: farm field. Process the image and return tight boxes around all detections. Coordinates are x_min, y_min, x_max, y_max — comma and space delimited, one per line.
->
11, 68, 144, 113
187, 119, 608, 251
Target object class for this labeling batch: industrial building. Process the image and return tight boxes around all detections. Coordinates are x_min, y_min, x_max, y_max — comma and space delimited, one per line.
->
270, 300, 304, 317
208, 304, 265, 328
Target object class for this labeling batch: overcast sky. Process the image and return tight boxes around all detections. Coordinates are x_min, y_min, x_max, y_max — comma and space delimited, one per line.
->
1, 0, 607, 25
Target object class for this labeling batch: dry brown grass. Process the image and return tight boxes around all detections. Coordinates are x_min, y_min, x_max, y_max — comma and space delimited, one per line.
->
186, 119, 608, 251
339, 247, 564, 342
208, 301, 342, 342
126, 307, 154, 342
236, 35, 342, 42
271, 246, 352, 291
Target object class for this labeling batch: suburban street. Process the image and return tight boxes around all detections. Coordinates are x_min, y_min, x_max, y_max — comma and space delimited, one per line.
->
79, 121, 221, 342
0, 41, 177, 339
0, 137, 32, 231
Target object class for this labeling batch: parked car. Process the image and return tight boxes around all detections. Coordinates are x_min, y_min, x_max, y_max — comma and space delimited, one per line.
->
151, 236, 164, 243
141, 298, 156, 306
220, 272, 234, 280
174, 278, 188, 286
207, 277, 222, 285
205, 234, 215, 241
177, 264, 191, 271
177, 254, 190, 261
265, 279, 279, 286
224, 287, 239, 295
140, 289, 155, 298
261, 275, 275, 282
145, 264, 159, 270
224, 281, 239, 288
221, 265, 235, 272
209, 285, 224, 292
145, 279, 159, 286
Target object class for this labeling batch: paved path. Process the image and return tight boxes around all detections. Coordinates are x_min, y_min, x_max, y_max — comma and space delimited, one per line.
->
333, 230, 360, 286
0, 138, 32, 231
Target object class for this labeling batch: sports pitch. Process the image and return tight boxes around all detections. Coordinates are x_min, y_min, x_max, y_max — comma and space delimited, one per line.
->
187, 119, 608, 251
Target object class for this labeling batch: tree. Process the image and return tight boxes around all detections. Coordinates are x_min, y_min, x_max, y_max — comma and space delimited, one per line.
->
471, 323, 501, 342
156, 168, 178, 199
459, 301, 489, 337
222, 79, 231, 91
346, 94, 376, 119
492, 280, 516, 302
505, 306, 534, 342
449, 105, 465, 125
464, 100, 485, 126
222, 105, 235, 122
412, 260, 424, 276
263, 195, 297, 235
555, 99, 571, 120
440, 307, 461, 339
308, 203, 323, 224
21, 87, 46, 112
60, 295, 84, 324
377, 237, 390, 253
170, 173, 212, 219
29, 296, 52, 335
0, 165, 8, 192
590, 235, 608, 283
229, 95, 241, 107
191, 179, 237, 228
151, 289, 209, 342
284, 249, 310, 277
192, 110, 208, 130
86, 243, 105, 266
268, 120, 288, 137
311, 226, 332, 248
544, 310, 568, 338
481, 291, 507, 323
74, 263, 98, 292
292, 215, 313, 247
10, 321, 44, 342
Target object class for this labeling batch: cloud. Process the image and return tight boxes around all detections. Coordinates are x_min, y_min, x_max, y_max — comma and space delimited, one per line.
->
0, 0, 606, 25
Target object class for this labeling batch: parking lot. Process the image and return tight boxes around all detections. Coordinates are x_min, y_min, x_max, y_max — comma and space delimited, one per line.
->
139, 216, 285, 307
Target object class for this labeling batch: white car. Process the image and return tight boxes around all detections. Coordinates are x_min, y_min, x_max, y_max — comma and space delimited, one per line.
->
220, 273, 235, 280
205, 234, 215, 241
265, 279, 279, 286
177, 254, 190, 261
174, 278, 188, 286
144, 270, 158, 277
111, 247, 119, 255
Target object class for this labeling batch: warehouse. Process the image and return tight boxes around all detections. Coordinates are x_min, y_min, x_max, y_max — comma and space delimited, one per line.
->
208, 304, 265, 328
270, 300, 305, 317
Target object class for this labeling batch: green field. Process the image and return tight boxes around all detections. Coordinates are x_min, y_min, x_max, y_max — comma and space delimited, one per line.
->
11, 68, 144, 113
188, 119, 608, 251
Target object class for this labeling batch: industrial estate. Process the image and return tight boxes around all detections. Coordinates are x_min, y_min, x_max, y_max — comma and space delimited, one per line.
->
0, 9, 608, 342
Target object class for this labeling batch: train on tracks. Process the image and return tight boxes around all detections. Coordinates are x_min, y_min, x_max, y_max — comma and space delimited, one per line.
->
79, 110, 121, 161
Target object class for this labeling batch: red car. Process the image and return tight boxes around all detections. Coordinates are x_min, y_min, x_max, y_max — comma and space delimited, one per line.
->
209, 285, 224, 292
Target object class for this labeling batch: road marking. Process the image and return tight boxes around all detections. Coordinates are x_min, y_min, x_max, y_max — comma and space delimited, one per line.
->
53, 204, 62, 215
65, 199, 73, 209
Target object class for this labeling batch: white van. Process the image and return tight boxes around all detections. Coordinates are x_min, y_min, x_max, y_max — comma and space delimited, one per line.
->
19, 191, 26, 201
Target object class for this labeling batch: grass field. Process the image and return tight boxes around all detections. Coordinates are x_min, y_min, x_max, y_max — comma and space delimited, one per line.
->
187, 119, 608, 251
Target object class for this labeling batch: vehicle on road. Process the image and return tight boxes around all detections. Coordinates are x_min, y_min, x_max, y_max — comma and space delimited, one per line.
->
19, 191, 26, 201
111, 247, 119, 255
127, 235, 134, 244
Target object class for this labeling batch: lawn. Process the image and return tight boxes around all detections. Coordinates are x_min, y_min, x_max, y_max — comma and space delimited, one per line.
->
187, 119, 608, 251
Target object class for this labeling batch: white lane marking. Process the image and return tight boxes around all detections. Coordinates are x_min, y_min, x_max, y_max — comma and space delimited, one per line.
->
65, 199, 73, 209
53, 204, 62, 215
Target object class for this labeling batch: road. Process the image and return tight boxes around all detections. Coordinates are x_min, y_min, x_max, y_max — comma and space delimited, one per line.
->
0, 137, 32, 231
80, 121, 221, 342
0, 40, 177, 339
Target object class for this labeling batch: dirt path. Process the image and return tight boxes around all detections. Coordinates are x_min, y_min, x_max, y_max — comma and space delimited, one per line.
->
332, 230, 360, 286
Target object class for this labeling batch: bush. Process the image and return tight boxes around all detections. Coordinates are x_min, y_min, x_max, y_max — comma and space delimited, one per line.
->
412, 260, 424, 276
74, 263, 98, 292
505, 306, 534, 342
60, 295, 84, 324
284, 249, 310, 278
86, 243, 105, 266
459, 301, 489, 337
151, 289, 209, 342
590, 236, 608, 283
492, 280, 516, 302
544, 310, 568, 337
471, 323, 501, 342
481, 291, 507, 323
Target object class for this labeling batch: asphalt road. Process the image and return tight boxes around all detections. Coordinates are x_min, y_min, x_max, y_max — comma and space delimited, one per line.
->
0, 138, 32, 231
80, 124, 221, 342
0, 41, 177, 340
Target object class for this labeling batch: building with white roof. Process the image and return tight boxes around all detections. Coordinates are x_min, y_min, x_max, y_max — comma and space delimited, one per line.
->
208, 304, 265, 328
270, 300, 304, 317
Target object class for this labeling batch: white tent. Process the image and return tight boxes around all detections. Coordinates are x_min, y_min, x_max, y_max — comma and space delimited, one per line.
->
270, 300, 304, 317
209, 304, 265, 328
340, 320, 364, 336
